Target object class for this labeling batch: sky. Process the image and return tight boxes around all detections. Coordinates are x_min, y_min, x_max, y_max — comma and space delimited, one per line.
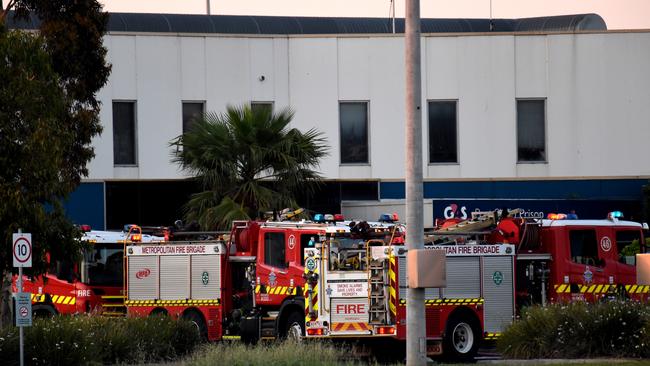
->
99, 0, 650, 30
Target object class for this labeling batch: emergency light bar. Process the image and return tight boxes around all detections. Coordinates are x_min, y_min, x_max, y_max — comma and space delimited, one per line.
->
379, 213, 399, 222
547, 213, 578, 220
608, 211, 624, 220
313, 213, 345, 223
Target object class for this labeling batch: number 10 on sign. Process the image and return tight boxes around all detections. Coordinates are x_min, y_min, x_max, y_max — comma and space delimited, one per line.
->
13, 233, 32, 268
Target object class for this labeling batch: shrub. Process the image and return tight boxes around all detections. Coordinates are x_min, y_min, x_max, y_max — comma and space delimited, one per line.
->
0, 315, 200, 365
498, 301, 650, 359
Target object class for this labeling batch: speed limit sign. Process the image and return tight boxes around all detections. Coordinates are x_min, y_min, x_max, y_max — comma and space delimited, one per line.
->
13, 233, 32, 268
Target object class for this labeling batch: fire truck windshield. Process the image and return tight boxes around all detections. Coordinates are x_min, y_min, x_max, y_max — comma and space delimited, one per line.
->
80, 244, 123, 286
328, 237, 368, 271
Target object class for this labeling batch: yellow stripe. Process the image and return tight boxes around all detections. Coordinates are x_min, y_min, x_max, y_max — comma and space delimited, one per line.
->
588, 285, 597, 293
52, 295, 59, 303
630, 285, 638, 293
62, 296, 72, 305
556, 284, 566, 293
255, 285, 260, 293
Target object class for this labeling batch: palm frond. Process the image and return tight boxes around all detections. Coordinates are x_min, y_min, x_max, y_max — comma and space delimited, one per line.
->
171, 102, 329, 227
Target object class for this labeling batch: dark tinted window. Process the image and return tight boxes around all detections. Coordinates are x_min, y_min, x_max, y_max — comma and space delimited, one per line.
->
428, 101, 457, 163
182, 102, 204, 133
340, 102, 369, 164
570, 230, 601, 266
517, 99, 546, 162
112, 101, 136, 165
264, 232, 286, 269
251, 102, 273, 114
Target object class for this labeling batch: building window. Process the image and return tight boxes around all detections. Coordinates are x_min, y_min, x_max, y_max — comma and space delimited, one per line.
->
517, 99, 546, 162
264, 232, 286, 269
428, 100, 458, 163
251, 101, 273, 115
339, 102, 369, 164
112, 101, 136, 165
182, 102, 204, 133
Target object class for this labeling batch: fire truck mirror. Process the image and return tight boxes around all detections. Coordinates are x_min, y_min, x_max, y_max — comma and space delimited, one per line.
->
636, 253, 650, 285
407, 249, 446, 288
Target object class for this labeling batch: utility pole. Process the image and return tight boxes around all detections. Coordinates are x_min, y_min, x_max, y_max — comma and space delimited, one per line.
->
405, 0, 426, 365
206, 0, 211, 15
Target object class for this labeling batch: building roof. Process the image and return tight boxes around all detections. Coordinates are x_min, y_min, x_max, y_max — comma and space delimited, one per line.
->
7, 12, 607, 35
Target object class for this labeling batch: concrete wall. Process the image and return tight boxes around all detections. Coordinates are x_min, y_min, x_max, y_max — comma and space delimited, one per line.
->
88, 31, 650, 181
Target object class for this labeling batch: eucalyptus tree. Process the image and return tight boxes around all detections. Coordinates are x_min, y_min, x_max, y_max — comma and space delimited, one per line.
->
0, 1, 110, 327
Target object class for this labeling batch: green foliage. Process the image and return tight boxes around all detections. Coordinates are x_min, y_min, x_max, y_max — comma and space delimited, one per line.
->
0, 0, 109, 289
0, 315, 200, 365
498, 302, 650, 359
171, 105, 328, 229
0, 29, 84, 277
186, 340, 358, 366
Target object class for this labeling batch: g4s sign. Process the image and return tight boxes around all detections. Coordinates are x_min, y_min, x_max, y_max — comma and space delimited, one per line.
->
444, 204, 468, 219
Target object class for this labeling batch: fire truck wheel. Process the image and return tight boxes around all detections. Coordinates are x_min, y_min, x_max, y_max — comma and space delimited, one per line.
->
284, 311, 305, 341
183, 310, 208, 341
32, 304, 56, 317
443, 316, 479, 362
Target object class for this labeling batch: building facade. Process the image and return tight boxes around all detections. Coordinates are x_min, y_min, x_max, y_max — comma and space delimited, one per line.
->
29, 13, 648, 229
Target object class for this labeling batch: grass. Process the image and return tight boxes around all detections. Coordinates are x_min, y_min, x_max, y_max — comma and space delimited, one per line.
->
184, 340, 368, 366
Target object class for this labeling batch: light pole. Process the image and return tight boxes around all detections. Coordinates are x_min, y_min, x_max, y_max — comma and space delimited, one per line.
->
405, 0, 426, 365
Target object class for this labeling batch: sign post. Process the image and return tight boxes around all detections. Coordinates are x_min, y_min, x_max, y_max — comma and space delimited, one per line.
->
13, 231, 32, 366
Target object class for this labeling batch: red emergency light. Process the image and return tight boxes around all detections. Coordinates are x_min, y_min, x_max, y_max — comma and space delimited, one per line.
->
79, 224, 92, 232
547, 213, 567, 220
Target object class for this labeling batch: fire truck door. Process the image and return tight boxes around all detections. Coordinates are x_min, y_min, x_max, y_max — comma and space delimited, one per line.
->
256, 231, 289, 303
611, 229, 642, 285
567, 229, 607, 286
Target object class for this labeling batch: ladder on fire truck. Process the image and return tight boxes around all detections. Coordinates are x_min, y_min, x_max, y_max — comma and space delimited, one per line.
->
433, 209, 522, 234
367, 239, 390, 325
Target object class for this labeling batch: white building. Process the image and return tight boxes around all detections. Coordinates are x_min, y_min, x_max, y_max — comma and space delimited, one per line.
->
16, 13, 650, 229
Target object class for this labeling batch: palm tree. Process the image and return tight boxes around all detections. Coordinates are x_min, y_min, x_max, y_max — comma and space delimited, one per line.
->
171, 104, 328, 229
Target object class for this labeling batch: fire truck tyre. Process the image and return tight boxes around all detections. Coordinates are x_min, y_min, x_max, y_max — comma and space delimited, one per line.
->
149, 308, 168, 317
443, 316, 479, 362
284, 311, 305, 341
183, 310, 208, 341
32, 304, 56, 317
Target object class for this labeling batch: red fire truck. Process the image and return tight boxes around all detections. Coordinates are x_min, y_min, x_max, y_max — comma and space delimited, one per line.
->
303, 209, 648, 361
15, 225, 163, 317
123, 216, 401, 341
123, 210, 647, 361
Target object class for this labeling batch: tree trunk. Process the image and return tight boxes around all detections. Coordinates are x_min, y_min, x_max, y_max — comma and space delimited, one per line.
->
0, 270, 13, 328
